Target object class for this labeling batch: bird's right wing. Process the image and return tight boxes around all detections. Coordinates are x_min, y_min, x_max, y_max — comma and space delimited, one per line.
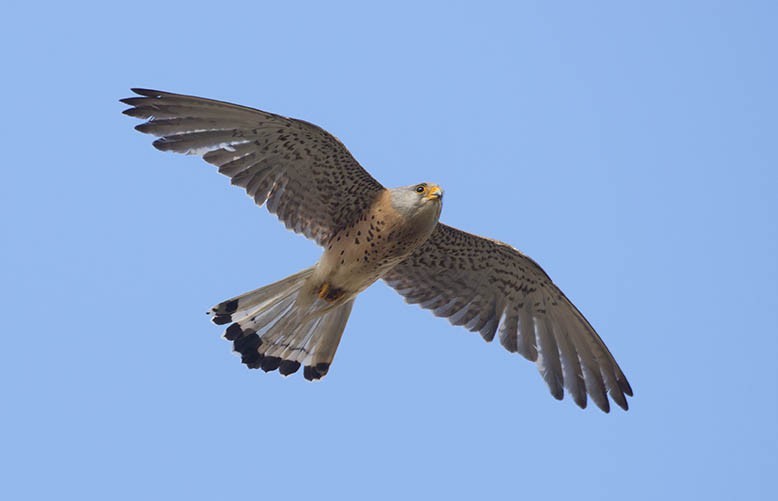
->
383, 223, 632, 412
122, 89, 385, 246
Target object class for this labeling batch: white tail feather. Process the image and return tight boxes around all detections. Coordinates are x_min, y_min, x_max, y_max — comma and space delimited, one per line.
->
210, 267, 355, 379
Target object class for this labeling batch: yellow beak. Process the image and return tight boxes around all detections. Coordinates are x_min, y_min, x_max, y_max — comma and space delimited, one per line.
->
425, 186, 443, 200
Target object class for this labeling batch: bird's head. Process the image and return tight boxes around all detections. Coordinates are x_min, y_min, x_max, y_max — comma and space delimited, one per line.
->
389, 182, 444, 224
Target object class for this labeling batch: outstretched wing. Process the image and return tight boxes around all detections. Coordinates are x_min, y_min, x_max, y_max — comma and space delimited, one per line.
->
121, 89, 385, 246
383, 223, 632, 412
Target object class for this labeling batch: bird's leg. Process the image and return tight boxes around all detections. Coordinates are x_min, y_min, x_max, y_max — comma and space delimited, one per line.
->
317, 282, 346, 302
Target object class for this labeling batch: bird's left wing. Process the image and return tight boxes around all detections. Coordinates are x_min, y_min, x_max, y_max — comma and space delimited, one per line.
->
121, 89, 385, 246
382, 223, 632, 412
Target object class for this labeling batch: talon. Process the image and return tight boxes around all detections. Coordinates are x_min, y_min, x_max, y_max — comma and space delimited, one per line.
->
317, 282, 345, 302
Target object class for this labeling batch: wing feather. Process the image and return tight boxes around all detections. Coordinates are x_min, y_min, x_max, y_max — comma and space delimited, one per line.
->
550, 315, 587, 409
122, 88, 385, 245
383, 223, 631, 412
534, 315, 565, 400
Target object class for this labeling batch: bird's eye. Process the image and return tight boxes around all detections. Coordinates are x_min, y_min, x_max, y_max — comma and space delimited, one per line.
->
415, 185, 425, 193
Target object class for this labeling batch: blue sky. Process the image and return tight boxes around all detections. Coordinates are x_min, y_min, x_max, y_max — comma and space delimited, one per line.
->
3, 1, 776, 499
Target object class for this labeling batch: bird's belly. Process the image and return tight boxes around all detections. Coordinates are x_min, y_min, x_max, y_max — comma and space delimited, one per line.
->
317, 244, 402, 296
315, 230, 415, 297
313, 210, 436, 301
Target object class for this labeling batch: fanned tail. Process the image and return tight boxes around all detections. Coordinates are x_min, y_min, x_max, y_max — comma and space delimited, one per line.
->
208, 267, 354, 380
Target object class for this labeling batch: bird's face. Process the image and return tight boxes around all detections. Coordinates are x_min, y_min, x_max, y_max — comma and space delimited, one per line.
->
389, 182, 444, 222
413, 182, 444, 203
408, 182, 444, 220
386, 182, 443, 246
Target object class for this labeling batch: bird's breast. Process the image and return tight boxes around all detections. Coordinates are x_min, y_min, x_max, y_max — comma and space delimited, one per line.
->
316, 201, 434, 294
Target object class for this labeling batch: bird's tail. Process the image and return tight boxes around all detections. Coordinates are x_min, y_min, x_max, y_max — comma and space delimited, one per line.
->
208, 267, 354, 380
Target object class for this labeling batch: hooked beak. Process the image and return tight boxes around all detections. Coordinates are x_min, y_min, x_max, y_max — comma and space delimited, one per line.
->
425, 186, 443, 201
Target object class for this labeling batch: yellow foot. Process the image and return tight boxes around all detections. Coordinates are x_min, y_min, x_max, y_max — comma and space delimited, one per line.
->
318, 282, 345, 302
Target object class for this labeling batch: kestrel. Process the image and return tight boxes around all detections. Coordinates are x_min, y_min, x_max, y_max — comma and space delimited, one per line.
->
122, 89, 632, 412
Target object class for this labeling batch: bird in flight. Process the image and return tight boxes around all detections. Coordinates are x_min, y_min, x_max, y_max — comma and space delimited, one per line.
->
122, 89, 632, 412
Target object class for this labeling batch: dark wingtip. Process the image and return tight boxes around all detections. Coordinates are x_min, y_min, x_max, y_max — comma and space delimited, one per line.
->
573, 394, 588, 410
212, 314, 232, 325
613, 391, 629, 411
222, 299, 239, 314
608, 385, 630, 411
210, 298, 240, 315
260, 356, 281, 372
303, 363, 330, 381
279, 360, 301, 376
130, 88, 163, 97
303, 365, 321, 381
121, 107, 142, 117
233, 332, 260, 352
120, 97, 147, 107
241, 351, 263, 367
620, 378, 634, 397
231, 332, 262, 367
152, 138, 171, 151
224, 323, 243, 341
